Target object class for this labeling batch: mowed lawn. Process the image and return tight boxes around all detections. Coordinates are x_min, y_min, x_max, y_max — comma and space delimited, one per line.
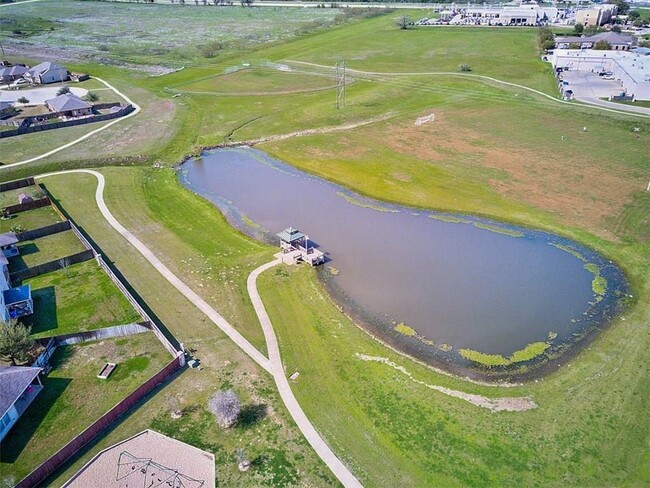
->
22, 260, 142, 339
36, 167, 650, 487
0, 333, 171, 482
8, 230, 87, 272
0, 206, 61, 234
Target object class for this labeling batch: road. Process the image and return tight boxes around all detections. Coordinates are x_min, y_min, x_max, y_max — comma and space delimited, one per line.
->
36, 169, 362, 488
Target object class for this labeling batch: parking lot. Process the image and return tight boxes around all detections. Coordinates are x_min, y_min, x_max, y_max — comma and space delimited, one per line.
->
560, 69, 625, 100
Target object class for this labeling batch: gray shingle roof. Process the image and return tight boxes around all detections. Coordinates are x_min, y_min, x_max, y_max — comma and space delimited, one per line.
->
0, 366, 41, 419
27, 61, 66, 77
0, 232, 18, 247
46, 93, 91, 113
0, 66, 28, 78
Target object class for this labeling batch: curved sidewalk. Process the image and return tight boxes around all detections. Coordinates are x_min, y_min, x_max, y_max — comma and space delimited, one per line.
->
36, 169, 362, 488
1, 77, 141, 169
248, 260, 363, 488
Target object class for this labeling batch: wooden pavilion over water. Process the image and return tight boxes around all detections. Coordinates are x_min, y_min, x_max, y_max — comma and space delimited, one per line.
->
277, 227, 325, 266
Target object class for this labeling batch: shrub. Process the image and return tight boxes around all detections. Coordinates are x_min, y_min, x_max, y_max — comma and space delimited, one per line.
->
56, 86, 70, 96
17, 96, 29, 104
458, 64, 472, 72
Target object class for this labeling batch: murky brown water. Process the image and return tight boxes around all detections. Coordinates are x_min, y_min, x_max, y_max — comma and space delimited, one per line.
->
180, 147, 626, 370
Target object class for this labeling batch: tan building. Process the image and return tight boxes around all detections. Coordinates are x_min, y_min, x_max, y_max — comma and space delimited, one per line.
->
63, 430, 216, 488
576, 4, 618, 27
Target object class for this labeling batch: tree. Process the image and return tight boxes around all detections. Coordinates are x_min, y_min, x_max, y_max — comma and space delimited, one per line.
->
458, 64, 471, 72
593, 40, 611, 50
235, 448, 250, 471
573, 23, 584, 35
84, 91, 100, 102
396, 15, 410, 30
56, 86, 70, 96
208, 389, 241, 427
628, 11, 641, 21
611, 25, 621, 33
610, 0, 629, 15
16, 96, 29, 104
199, 40, 223, 58
0, 321, 34, 366
632, 19, 643, 28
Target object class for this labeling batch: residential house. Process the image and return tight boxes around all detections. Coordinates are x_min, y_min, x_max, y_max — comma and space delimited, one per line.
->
0, 232, 33, 322
45, 93, 93, 118
0, 65, 28, 84
0, 366, 43, 442
25, 62, 68, 85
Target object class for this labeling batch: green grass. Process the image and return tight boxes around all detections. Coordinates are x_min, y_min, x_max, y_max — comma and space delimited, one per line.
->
27, 165, 650, 487
459, 341, 551, 367
22, 259, 142, 339
0, 333, 170, 482
7, 230, 86, 271
27, 171, 338, 488
0, 186, 45, 208
0, 206, 61, 234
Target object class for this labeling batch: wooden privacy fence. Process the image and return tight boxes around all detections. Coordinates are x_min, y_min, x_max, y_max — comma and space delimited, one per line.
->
16, 221, 71, 242
16, 355, 183, 488
0, 177, 35, 192
0, 104, 134, 139
10, 249, 94, 282
4, 197, 51, 215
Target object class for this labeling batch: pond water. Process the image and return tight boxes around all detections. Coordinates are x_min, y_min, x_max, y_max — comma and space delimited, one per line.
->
180, 147, 626, 374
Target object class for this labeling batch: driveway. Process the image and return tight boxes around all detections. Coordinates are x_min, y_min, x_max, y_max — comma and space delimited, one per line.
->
0, 86, 87, 104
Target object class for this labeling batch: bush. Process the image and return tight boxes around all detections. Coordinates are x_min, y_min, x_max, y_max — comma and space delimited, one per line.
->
199, 40, 223, 58
458, 64, 472, 72
208, 389, 241, 427
17, 96, 29, 104
56, 86, 70, 96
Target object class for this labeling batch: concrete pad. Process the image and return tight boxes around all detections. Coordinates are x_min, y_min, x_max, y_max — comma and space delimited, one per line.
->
0, 86, 88, 105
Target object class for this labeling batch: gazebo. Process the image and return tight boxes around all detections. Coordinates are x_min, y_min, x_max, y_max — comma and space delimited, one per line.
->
276, 227, 325, 266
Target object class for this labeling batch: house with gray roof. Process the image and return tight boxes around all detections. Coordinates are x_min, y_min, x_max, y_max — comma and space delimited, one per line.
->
0, 65, 28, 84
25, 61, 68, 85
45, 93, 93, 118
0, 366, 43, 442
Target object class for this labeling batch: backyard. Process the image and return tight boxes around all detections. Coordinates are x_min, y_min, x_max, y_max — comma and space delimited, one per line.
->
0, 333, 171, 483
22, 260, 142, 339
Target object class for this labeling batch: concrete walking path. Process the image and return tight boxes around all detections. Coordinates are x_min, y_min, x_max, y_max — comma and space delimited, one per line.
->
36, 169, 271, 373
248, 260, 364, 488
35, 169, 362, 488
1, 77, 141, 169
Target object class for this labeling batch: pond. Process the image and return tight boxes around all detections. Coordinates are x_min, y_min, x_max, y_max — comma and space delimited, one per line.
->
180, 147, 627, 378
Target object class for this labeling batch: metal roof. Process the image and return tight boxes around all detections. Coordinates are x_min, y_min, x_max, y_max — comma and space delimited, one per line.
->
0, 366, 41, 419
0, 232, 18, 247
277, 227, 306, 242
3, 285, 31, 305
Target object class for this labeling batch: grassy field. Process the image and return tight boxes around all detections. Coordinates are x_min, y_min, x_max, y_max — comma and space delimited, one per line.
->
0, 206, 61, 233
23, 171, 337, 488
0, 0, 342, 69
0, 333, 171, 483
26, 166, 649, 487
8, 230, 86, 271
22, 260, 142, 339
0, 6, 648, 487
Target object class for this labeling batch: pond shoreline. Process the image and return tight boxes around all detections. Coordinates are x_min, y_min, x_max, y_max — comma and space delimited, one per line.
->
177, 146, 630, 383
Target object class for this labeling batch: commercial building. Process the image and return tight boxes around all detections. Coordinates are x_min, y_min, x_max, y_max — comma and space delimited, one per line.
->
575, 4, 618, 27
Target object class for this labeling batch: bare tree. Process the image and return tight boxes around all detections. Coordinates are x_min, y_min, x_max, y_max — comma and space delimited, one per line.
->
209, 389, 241, 427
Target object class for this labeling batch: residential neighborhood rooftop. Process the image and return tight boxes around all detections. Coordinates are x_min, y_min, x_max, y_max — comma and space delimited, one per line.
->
0, 366, 42, 419
45, 93, 91, 113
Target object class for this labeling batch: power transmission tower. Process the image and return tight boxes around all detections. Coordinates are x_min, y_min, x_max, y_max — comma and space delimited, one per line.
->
335, 59, 346, 110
